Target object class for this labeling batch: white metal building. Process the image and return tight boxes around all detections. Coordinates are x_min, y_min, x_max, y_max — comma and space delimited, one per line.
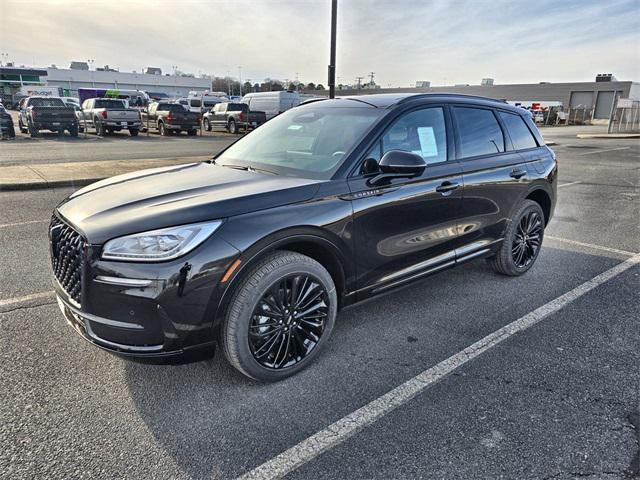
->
45, 68, 211, 98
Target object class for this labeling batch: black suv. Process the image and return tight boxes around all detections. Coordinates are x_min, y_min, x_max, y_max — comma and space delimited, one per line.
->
50, 94, 556, 381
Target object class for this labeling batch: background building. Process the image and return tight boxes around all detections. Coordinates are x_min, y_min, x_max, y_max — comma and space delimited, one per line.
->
309, 77, 640, 121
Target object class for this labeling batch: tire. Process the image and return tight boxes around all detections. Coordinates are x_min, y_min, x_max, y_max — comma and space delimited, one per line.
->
29, 124, 39, 137
222, 251, 338, 382
203, 118, 211, 131
69, 124, 79, 137
96, 120, 105, 136
158, 122, 168, 136
187, 129, 197, 136
129, 128, 139, 137
18, 119, 27, 134
489, 199, 545, 276
228, 119, 237, 134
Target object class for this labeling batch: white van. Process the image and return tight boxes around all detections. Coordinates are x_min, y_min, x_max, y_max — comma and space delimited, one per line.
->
177, 97, 203, 113
241, 91, 300, 120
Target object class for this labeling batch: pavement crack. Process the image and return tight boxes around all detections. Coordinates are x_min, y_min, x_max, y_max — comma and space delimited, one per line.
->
0, 301, 56, 316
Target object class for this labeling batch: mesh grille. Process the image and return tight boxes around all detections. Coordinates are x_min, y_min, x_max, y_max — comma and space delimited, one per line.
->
49, 215, 86, 305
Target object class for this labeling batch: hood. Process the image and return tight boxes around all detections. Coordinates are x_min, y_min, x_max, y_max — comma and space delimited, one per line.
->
57, 162, 321, 244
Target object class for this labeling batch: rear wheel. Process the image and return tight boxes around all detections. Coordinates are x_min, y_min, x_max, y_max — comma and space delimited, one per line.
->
222, 251, 337, 382
187, 129, 197, 136
228, 119, 237, 134
18, 119, 27, 134
489, 199, 545, 276
203, 118, 211, 131
29, 123, 39, 137
129, 128, 139, 137
158, 122, 168, 136
96, 120, 105, 136
69, 124, 79, 137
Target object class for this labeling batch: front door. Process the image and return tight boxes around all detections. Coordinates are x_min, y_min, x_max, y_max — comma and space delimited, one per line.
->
348, 106, 464, 298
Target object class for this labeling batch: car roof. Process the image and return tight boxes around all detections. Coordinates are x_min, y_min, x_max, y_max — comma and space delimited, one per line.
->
318, 93, 524, 114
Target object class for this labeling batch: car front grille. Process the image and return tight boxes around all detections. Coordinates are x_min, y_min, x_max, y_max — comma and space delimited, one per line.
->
49, 215, 86, 305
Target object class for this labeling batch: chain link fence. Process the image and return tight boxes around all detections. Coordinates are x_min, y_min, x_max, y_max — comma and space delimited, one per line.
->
608, 102, 640, 134
566, 108, 594, 125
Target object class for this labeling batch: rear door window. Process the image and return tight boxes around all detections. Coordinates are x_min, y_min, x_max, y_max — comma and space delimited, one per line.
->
498, 111, 538, 150
453, 107, 505, 158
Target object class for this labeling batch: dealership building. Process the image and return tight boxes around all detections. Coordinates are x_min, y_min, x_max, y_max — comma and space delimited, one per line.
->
1, 65, 210, 103
317, 77, 640, 121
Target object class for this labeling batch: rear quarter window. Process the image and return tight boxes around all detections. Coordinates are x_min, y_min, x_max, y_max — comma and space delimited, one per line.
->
499, 111, 538, 150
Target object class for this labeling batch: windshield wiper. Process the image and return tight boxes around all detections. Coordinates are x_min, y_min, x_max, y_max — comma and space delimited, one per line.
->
217, 163, 278, 175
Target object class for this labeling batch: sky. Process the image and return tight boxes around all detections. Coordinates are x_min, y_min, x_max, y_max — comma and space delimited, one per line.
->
1, 0, 639, 86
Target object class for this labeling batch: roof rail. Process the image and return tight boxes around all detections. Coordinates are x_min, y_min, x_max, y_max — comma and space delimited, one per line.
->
397, 93, 507, 105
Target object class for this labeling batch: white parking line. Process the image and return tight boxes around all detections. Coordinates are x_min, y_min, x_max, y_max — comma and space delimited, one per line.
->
237, 253, 640, 480
0, 290, 55, 308
0, 219, 48, 229
545, 236, 637, 257
576, 146, 630, 156
558, 181, 581, 188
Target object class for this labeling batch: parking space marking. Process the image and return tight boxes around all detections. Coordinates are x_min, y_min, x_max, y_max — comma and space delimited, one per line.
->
576, 147, 630, 156
237, 253, 640, 480
546, 235, 636, 257
0, 290, 55, 309
558, 181, 581, 188
0, 219, 48, 229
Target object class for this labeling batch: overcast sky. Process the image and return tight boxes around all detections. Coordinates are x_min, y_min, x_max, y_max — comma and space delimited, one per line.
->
1, 0, 639, 86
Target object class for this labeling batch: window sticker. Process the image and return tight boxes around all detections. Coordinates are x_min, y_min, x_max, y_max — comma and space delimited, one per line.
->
417, 126, 438, 157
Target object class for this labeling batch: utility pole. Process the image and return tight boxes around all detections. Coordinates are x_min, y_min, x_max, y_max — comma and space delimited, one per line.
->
238, 66, 242, 96
355, 76, 364, 91
328, 0, 337, 98
369, 71, 375, 86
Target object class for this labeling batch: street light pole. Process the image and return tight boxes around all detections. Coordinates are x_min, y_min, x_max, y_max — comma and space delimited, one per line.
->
328, 0, 337, 99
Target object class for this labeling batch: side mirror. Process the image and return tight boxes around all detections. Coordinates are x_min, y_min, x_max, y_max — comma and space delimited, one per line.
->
368, 150, 426, 185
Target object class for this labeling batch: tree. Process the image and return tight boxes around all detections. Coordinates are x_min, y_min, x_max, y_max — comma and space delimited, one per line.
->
253, 83, 260, 92
288, 82, 297, 91
315, 84, 325, 90
306, 82, 316, 90
271, 82, 284, 91
243, 81, 253, 93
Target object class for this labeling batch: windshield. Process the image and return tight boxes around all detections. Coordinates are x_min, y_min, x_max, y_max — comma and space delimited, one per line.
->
215, 104, 384, 179
95, 99, 125, 109
29, 97, 65, 107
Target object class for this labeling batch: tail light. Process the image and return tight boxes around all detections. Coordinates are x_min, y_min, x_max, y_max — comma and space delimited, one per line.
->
197, 115, 202, 123
31, 110, 37, 120
166, 114, 174, 123
101, 110, 108, 119
239, 112, 244, 121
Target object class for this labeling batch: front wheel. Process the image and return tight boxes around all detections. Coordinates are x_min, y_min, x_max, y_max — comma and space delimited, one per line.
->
222, 251, 337, 382
489, 199, 545, 276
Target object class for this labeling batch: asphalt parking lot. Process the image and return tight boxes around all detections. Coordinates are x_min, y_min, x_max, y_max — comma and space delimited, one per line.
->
0, 130, 638, 479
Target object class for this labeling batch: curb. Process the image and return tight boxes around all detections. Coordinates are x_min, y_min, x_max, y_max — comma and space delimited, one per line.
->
576, 133, 640, 139
0, 178, 103, 191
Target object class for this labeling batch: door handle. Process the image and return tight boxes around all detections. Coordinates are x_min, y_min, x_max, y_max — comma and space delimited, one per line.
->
435, 181, 460, 195
510, 168, 527, 179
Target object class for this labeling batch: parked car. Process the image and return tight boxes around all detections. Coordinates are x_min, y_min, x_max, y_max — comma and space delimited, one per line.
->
140, 102, 200, 136
0, 103, 16, 139
77, 98, 142, 136
61, 97, 80, 109
18, 96, 78, 137
177, 97, 203, 113
49, 93, 556, 381
202, 102, 266, 134
241, 91, 300, 120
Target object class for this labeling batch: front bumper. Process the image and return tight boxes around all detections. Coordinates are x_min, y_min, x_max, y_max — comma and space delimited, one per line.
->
52, 226, 241, 358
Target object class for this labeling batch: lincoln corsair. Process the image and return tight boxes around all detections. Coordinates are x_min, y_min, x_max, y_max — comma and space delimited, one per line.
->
50, 93, 557, 381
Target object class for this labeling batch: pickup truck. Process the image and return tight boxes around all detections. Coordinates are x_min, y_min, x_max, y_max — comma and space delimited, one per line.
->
202, 102, 266, 134
0, 104, 16, 139
18, 96, 79, 137
78, 98, 142, 136
141, 102, 200, 136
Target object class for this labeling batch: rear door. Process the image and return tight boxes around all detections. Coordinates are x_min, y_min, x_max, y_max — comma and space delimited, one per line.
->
348, 105, 464, 297
452, 105, 531, 259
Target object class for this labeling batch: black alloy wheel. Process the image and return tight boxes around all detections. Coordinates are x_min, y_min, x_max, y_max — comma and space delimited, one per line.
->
488, 199, 545, 276
248, 274, 329, 370
511, 210, 543, 268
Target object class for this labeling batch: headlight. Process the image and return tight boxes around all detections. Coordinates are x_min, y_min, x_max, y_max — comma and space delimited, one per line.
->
102, 220, 222, 262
